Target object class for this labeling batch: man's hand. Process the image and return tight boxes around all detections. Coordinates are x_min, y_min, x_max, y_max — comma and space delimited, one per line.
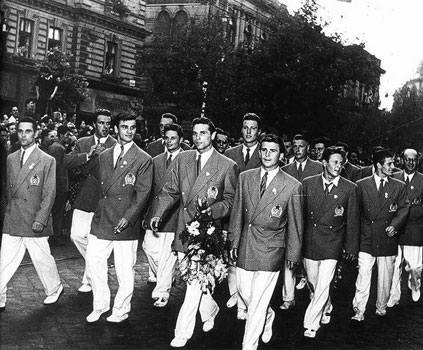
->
150, 217, 161, 232
32, 221, 44, 233
114, 218, 129, 234
386, 226, 397, 237
343, 252, 357, 261
87, 144, 105, 159
201, 207, 212, 215
230, 248, 238, 261
287, 260, 298, 270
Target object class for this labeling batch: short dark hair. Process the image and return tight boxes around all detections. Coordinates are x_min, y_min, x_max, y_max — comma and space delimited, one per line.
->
215, 127, 229, 138
293, 134, 309, 144
335, 141, 349, 153
192, 117, 216, 134
259, 133, 286, 154
18, 117, 37, 132
113, 112, 137, 127
322, 146, 346, 162
94, 109, 112, 122
40, 128, 53, 140
313, 136, 332, 148
161, 113, 178, 124
242, 113, 262, 130
164, 123, 184, 138
25, 97, 36, 105
57, 125, 70, 136
373, 148, 395, 167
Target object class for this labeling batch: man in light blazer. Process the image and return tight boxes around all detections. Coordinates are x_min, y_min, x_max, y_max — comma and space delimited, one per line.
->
224, 113, 262, 316
64, 109, 116, 293
142, 123, 184, 307
388, 148, 423, 306
352, 148, 409, 322
150, 117, 239, 348
302, 147, 359, 338
0, 117, 63, 311
230, 133, 303, 350
85, 112, 153, 323
280, 133, 322, 309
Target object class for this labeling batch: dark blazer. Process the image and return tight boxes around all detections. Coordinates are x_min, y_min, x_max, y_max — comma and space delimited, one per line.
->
360, 165, 373, 179
224, 144, 261, 173
3, 146, 56, 237
147, 138, 190, 158
229, 168, 303, 271
341, 162, 362, 183
357, 175, 409, 256
90, 143, 153, 241
282, 157, 322, 182
303, 174, 360, 260
393, 171, 423, 246
49, 141, 68, 193
64, 135, 116, 212
146, 150, 184, 232
151, 149, 239, 252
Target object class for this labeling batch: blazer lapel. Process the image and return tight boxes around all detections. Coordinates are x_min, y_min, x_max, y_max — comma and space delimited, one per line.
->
363, 177, 379, 211
247, 169, 261, 213
315, 181, 345, 223
251, 170, 286, 221
13, 147, 41, 196
104, 144, 137, 193
186, 150, 219, 205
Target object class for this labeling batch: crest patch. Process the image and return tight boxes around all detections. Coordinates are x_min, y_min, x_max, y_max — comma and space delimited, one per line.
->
413, 197, 422, 205
29, 175, 40, 186
207, 186, 218, 199
389, 202, 398, 212
334, 205, 344, 217
124, 173, 136, 186
270, 205, 283, 218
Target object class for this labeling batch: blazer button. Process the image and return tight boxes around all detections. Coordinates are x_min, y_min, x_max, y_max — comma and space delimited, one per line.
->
310, 211, 313, 215
104, 196, 107, 199
88, 174, 91, 177
248, 224, 252, 227
313, 224, 317, 227
182, 192, 185, 195
118, 198, 122, 201
371, 220, 374, 224
122, 184, 125, 187
330, 226, 333, 229
101, 182, 104, 185
184, 208, 187, 211
245, 209, 248, 212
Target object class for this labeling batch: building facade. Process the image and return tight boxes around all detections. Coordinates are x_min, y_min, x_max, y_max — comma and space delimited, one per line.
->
0, 0, 149, 120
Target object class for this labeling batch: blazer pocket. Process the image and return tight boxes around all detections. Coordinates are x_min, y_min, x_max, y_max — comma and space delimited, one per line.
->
267, 237, 285, 248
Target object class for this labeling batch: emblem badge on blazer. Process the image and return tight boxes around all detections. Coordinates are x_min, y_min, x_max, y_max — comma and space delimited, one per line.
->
29, 174, 40, 186
29, 163, 35, 170
124, 173, 136, 186
270, 205, 282, 218
334, 205, 344, 217
207, 186, 218, 199
412, 197, 421, 205
411, 185, 414, 190
389, 202, 398, 212
384, 192, 389, 199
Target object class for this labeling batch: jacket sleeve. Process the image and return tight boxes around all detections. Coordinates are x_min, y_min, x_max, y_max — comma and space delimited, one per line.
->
228, 175, 243, 249
34, 157, 56, 226
390, 183, 410, 232
285, 182, 304, 263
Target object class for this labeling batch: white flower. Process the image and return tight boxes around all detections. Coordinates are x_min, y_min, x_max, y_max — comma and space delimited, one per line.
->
187, 221, 200, 235
207, 226, 215, 235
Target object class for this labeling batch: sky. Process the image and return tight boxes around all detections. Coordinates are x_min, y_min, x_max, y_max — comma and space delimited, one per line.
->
282, 0, 423, 110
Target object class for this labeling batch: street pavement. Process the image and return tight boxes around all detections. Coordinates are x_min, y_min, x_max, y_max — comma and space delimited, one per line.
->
1, 241, 423, 350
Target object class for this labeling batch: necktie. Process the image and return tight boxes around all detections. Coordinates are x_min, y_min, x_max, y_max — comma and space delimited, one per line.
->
260, 172, 268, 198
115, 145, 124, 169
245, 148, 250, 165
324, 183, 331, 197
196, 154, 201, 178
20, 150, 26, 168
405, 176, 410, 186
378, 178, 385, 195
166, 154, 172, 169
297, 164, 303, 180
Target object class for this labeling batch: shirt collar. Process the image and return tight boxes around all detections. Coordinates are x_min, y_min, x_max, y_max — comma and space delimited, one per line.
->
166, 147, 181, 158
374, 173, 389, 185
21, 143, 36, 158
295, 158, 308, 169
94, 135, 109, 144
115, 141, 133, 153
405, 171, 415, 181
243, 143, 258, 154
322, 174, 340, 187
261, 166, 279, 178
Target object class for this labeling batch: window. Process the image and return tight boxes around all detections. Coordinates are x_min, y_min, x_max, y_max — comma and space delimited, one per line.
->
105, 41, 117, 75
18, 19, 33, 58
173, 10, 188, 36
48, 27, 62, 51
157, 11, 171, 37
228, 17, 236, 43
244, 24, 252, 46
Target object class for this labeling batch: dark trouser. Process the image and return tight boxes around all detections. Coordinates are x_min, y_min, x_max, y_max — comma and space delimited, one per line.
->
51, 191, 67, 242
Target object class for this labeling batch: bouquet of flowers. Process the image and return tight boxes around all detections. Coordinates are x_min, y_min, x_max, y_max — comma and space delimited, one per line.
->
179, 198, 230, 293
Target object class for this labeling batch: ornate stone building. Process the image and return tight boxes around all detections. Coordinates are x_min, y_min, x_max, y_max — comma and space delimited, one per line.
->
0, 0, 149, 120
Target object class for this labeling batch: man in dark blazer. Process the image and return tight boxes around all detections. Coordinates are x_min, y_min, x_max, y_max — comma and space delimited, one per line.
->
64, 109, 116, 293
302, 147, 359, 338
142, 123, 184, 307
230, 134, 303, 350
280, 134, 322, 310
146, 113, 190, 157
150, 117, 239, 348
85, 112, 153, 323
352, 148, 409, 322
224, 113, 262, 315
48, 124, 74, 246
388, 148, 423, 306
335, 141, 362, 183
0, 117, 63, 311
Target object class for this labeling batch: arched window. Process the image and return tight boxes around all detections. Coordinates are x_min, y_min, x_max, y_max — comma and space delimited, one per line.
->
173, 10, 188, 36
157, 10, 171, 37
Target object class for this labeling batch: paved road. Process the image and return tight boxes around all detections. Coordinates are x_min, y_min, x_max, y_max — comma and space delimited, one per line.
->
1, 242, 422, 350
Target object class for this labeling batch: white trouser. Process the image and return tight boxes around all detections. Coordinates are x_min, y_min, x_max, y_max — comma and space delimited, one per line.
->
70, 209, 94, 285
303, 258, 337, 331
389, 245, 423, 304
237, 267, 279, 350
142, 229, 177, 299
352, 252, 396, 314
282, 263, 296, 302
174, 252, 219, 340
0, 234, 61, 304
86, 234, 138, 317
